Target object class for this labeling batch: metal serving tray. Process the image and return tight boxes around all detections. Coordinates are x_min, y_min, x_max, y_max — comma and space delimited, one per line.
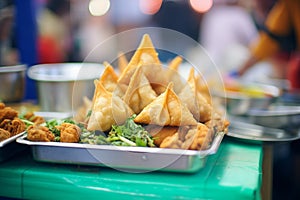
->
0, 131, 27, 162
17, 132, 224, 173
248, 105, 300, 129
228, 120, 300, 142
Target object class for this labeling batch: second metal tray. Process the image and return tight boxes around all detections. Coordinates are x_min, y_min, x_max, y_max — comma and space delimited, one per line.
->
17, 132, 225, 173
0, 131, 27, 162
227, 120, 300, 142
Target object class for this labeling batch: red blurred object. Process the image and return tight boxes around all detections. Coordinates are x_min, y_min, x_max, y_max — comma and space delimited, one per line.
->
288, 53, 300, 90
37, 36, 64, 63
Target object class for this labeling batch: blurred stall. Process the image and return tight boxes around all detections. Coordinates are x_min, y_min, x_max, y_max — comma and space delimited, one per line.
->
2, 1, 300, 200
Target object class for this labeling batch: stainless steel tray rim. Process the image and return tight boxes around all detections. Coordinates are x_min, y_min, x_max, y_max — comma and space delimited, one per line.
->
0, 131, 26, 147
227, 119, 300, 142
17, 132, 224, 156
16, 131, 225, 173
248, 110, 300, 117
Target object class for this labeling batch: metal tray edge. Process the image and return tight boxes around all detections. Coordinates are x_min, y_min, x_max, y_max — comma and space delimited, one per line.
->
16, 132, 225, 156
0, 131, 26, 148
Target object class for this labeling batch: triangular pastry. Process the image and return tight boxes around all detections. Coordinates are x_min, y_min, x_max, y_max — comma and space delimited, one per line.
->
179, 67, 212, 122
123, 64, 157, 114
134, 83, 197, 126
117, 52, 128, 75
118, 34, 161, 85
87, 80, 133, 131
165, 56, 185, 94
100, 62, 119, 92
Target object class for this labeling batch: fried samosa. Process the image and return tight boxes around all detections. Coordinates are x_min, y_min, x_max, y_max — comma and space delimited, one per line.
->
165, 56, 185, 94
134, 83, 197, 126
118, 34, 161, 85
123, 64, 157, 114
100, 62, 119, 93
179, 67, 212, 122
117, 52, 128, 75
87, 80, 133, 131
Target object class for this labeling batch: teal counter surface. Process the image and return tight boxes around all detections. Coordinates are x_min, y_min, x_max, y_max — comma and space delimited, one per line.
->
0, 138, 263, 200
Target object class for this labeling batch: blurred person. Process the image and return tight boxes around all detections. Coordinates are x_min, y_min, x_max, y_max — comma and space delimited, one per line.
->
77, 14, 116, 63
152, 0, 202, 62
235, 2, 300, 198
248, 0, 289, 80
152, 0, 201, 42
36, 0, 71, 63
251, 0, 276, 29
199, 0, 258, 74
0, 4, 18, 66
237, 0, 300, 90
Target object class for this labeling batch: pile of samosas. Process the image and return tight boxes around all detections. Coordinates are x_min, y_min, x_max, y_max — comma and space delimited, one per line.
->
85, 34, 230, 150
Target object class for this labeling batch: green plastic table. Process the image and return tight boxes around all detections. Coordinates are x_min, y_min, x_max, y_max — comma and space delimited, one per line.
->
0, 137, 263, 200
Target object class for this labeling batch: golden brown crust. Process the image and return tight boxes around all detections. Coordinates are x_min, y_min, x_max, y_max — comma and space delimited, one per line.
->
117, 52, 128, 74
118, 34, 161, 85
87, 81, 133, 131
134, 83, 197, 126
24, 112, 45, 125
0, 103, 18, 122
27, 125, 55, 142
123, 64, 157, 114
0, 128, 10, 142
56, 123, 81, 143
158, 123, 213, 150
145, 125, 178, 146
100, 62, 119, 93
0, 118, 26, 136
183, 123, 211, 150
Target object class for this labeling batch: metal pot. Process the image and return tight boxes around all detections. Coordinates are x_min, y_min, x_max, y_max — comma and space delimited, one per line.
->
0, 64, 26, 103
28, 63, 104, 112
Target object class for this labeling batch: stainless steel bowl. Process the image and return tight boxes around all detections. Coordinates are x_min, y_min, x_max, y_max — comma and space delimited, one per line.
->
213, 83, 280, 115
248, 105, 300, 129
0, 64, 26, 103
28, 63, 104, 112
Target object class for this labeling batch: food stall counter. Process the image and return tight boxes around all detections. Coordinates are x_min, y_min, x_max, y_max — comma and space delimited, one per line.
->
0, 138, 263, 200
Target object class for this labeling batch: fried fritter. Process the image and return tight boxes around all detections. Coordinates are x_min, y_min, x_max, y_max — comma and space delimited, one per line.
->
159, 123, 212, 150
56, 123, 81, 143
182, 123, 211, 150
205, 112, 230, 134
23, 112, 45, 125
27, 124, 55, 142
159, 132, 183, 149
145, 125, 178, 146
0, 103, 18, 122
0, 118, 26, 136
0, 128, 10, 142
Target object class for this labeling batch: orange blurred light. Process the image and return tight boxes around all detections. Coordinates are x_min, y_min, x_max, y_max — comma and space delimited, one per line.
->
139, 0, 163, 15
189, 0, 213, 13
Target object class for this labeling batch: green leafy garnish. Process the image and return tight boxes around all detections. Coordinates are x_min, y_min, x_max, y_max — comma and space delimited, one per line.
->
80, 131, 109, 145
107, 115, 155, 147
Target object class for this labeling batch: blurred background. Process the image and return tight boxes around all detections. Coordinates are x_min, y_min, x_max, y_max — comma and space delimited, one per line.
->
0, 0, 299, 199
1, 0, 283, 99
